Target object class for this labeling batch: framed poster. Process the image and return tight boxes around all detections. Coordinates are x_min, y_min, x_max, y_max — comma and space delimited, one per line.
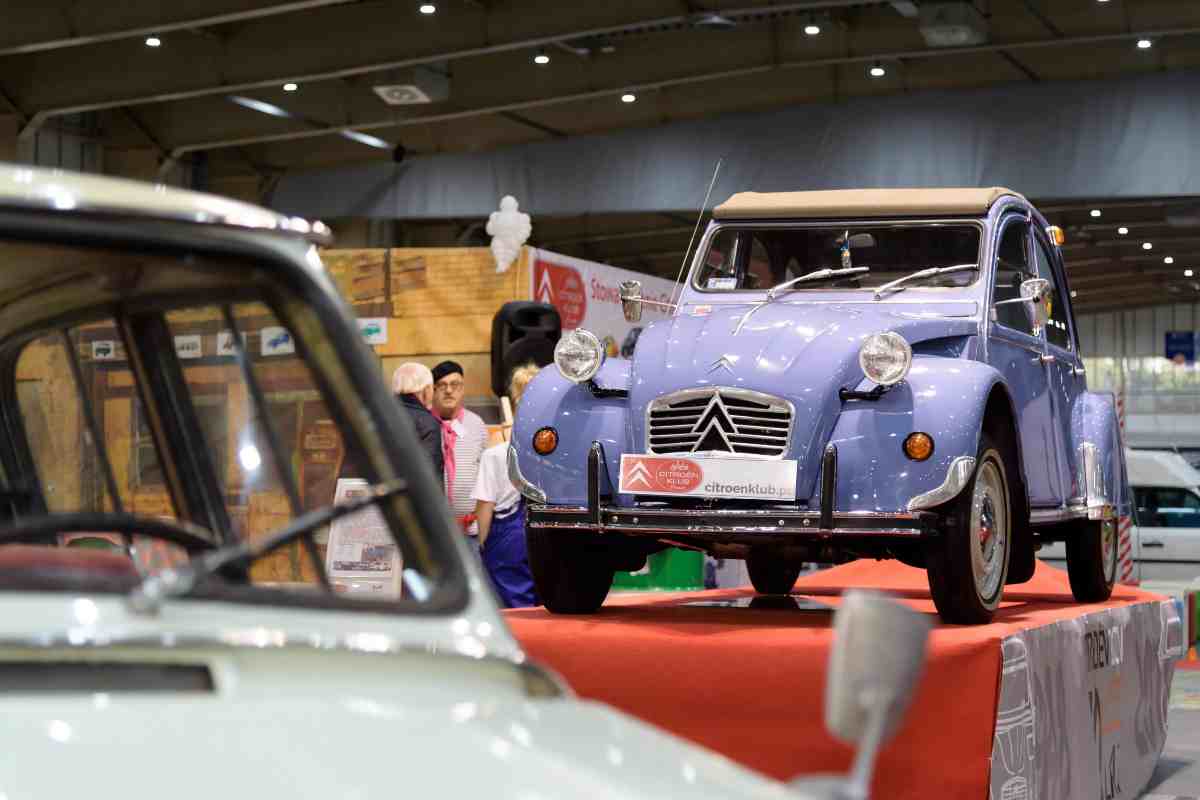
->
325, 478, 402, 599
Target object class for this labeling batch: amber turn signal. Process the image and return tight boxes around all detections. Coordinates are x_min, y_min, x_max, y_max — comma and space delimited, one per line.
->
533, 427, 559, 455
903, 432, 934, 461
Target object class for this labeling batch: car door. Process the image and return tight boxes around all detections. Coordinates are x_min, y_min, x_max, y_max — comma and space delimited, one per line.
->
987, 216, 1064, 506
1135, 486, 1200, 582
1032, 230, 1084, 501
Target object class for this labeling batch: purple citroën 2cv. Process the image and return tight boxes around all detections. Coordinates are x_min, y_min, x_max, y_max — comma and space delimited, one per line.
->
510, 188, 1128, 624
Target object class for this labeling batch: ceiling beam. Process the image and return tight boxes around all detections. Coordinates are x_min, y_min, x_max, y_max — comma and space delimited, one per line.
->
159, 24, 1200, 158
17, 0, 884, 138
0, 0, 357, 57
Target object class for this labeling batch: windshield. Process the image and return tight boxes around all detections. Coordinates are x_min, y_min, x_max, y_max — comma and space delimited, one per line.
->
694, 223, 982, 293
4, 238, 459, 611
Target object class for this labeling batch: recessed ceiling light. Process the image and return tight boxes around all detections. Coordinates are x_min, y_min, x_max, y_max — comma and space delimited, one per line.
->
1117, 226, 1129, 235
229, 95, 292, 118
804, 23, 821, 35
1186, 269, 1195, 278
1089, 209, 1101, 218
283, 82, 298, 92
1165, 256, 1175, 264
419, 3, 436, 14
144, 36, 161, 47
869, 62, 886, 78
533, 49, 550, 65
1143, 242, 1153, 250
621, 93, 636, 103
1136, 38, 1152, 49
341, 130, 392, 149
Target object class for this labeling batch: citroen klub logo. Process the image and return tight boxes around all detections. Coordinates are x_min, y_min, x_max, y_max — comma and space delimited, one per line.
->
708, 355, 736, 376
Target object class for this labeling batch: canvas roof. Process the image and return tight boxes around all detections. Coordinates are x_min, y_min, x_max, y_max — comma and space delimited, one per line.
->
712, 187, 1025, 219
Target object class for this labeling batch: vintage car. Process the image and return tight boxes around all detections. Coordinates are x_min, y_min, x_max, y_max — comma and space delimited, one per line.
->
513, 187, 1129, 624
0, 164, 928, 798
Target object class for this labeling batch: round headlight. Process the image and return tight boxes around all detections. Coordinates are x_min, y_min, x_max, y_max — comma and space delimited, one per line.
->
859, 331, 912, 387
554, 328, 605, 383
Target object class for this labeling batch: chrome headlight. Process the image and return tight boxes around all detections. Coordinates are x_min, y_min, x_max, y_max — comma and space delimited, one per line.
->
859, 332, 912, 387
554, 328, 605, 383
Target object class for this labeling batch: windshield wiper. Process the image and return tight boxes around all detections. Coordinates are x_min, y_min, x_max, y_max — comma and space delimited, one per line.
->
765, 267, 870, 301
126, 478, 408, 615
872, 263, 978, 300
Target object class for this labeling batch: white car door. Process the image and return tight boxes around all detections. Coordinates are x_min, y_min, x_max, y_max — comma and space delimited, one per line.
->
1134, 486, 1200, 582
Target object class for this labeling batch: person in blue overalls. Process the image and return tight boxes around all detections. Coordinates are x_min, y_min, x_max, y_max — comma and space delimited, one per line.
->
470, 364, 540, 608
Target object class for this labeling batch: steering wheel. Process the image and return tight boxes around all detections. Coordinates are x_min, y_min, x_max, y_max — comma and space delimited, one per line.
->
0, 513, 219, 554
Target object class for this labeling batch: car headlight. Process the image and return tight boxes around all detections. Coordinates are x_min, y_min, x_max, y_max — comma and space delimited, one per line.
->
554, 328, 605, 383
859, 331, 912, 386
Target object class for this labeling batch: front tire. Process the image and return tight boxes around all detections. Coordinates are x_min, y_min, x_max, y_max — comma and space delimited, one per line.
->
526, 523, 614, 614
926, 439, 1012, 625
1065, 518, 1117, 602
747, 550, 803, 595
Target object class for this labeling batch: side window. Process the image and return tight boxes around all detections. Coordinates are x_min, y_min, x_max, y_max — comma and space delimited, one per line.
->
991, 222, 1035, 336
1033, 236, 1073, 351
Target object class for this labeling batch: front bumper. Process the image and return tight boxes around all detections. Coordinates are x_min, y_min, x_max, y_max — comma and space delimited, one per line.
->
524, 442, 941, 541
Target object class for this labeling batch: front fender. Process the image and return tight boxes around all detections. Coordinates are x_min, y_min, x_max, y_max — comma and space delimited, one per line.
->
828, 356, 1003, 513
512, 368, 630, 506
1070, 391, 1130, 518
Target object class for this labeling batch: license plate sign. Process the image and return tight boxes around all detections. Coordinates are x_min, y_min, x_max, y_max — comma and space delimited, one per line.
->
618, 454, 797, 501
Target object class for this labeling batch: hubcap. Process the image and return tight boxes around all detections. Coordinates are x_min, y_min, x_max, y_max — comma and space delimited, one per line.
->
970, 459, 1008, 603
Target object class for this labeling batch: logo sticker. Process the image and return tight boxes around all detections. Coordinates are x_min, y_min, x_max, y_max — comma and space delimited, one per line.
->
534, 260, 587, 329
620, 456, 704, 494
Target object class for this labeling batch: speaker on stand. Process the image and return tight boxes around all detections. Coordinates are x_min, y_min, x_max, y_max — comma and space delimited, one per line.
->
491, 301, 562, 399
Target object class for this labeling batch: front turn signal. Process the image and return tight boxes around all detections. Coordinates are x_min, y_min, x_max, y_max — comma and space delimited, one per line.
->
903, 432, 934, 461
533, 427, 559, 455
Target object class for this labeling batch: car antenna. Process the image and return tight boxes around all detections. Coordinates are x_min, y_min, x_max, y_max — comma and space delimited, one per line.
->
669, 158, 723, 306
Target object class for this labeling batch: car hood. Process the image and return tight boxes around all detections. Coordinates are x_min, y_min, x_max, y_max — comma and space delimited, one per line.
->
629, 301, 977, 500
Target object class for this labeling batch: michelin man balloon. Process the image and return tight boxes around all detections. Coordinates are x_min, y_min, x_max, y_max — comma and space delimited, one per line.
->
486, 195, 532, 274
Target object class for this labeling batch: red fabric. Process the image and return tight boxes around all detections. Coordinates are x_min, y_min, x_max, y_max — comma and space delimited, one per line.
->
438, 406, 464, 502
506, 559, 1165, 799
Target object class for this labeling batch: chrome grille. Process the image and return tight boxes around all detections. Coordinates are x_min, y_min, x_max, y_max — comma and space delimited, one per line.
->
646, 388, 793, 458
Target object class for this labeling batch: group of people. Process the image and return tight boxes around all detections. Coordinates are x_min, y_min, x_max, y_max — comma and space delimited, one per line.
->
391, 359, 538, 608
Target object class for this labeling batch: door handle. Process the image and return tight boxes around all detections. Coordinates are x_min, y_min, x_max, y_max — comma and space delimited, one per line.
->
1072, 364, 1086, 377
1036, 354, 1056, 364
1142, 540, 1164, 548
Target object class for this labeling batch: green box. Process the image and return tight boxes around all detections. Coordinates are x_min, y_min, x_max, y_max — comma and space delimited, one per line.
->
612, 548, 704, 591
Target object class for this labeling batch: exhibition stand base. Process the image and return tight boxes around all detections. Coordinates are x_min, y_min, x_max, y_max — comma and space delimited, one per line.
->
506, 560, 1183, 800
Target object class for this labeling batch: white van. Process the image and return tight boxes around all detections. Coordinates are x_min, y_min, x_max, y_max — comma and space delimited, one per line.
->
1041, 449, 1200, 583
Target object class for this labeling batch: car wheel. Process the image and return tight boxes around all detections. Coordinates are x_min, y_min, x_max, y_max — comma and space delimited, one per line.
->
525, 523, 614, 614
746, 550, 802, 595
926, 437, 1012, 625
1065, 518, 1117, 602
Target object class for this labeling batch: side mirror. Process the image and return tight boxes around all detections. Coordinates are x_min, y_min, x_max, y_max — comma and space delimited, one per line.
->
1019, 277, 1052, 331
848, 233, 877, 249
620, 280, 643, 323
824, 591, 931, 798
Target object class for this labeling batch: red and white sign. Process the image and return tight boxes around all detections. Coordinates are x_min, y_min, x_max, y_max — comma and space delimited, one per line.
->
530, 249, 677, 354
618, 454, 797, 501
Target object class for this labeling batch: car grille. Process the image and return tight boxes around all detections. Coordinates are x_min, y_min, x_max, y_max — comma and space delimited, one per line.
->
646, 388, 793, 458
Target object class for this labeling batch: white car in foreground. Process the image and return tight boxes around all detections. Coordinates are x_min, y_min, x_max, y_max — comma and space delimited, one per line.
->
0, 165, 926, 799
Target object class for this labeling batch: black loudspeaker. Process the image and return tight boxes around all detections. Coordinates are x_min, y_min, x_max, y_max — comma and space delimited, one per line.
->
491, 301, 562, 396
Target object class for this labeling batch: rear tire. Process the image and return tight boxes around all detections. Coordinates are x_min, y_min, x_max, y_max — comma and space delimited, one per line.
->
526, 523, 614, 614
1065, 518, 1117, 602
747, 550, 803, 595
926, 437, 1012, 625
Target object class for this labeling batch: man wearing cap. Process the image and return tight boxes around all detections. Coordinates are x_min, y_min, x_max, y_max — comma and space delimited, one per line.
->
392, 362, 443, 489
431, 360, 489, 537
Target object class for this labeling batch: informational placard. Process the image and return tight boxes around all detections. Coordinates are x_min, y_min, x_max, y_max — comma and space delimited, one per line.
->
618, 454, 797, 501
174, 334, 202, 359
91, 340, 123, 361
216, 330, 246, 356
325, 478, 402, 599
357, 317, 388, 345
260, 326, 295, 356
530, 248, 677, 357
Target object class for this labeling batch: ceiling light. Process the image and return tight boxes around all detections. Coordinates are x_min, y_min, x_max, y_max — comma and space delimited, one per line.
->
1165, 256, 1175, 264
1117, 226, 1129, 235
341, 130, 392, 149
419, 3, 436, 14
869, 62, 886, 78
1070, 290, 1077, 298
1089, 209, 1101, 218
1142, 242, 1153, 250
804, 22, 821, 36
621, 93, 636, 103
1136, 38, 1152, 49
533, 49, 550, 65
1186, 269, 1195, 278
689, 11, 736, 29
144, 36, 161, 47
229, 95, 292, 118
283, 82, 298, 92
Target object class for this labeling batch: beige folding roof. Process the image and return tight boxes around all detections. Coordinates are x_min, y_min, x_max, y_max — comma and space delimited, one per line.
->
713, 187, 1025, 219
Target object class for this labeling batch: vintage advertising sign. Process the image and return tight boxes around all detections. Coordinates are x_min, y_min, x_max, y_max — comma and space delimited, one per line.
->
173, 334, 202, 359
216, 330, 247, 356
91, 340, 123, 361
618, 454, 797, 501
357, 317, 388, 345
325, 478, 402, 599
529, 249, 677, 356
260, 326, 295, 356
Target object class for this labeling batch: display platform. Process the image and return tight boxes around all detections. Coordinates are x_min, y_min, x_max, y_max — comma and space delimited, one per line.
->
506, 560, 1185, 800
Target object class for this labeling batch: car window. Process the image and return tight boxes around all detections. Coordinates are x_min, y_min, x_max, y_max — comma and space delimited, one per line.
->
1137, 486, 1200, 528
991, 221, 1036, 336
694, 225, 981, 292
1032, 234, 1073, 351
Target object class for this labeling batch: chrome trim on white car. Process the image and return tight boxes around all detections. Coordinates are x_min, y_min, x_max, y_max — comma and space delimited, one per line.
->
906, 456, 977, 512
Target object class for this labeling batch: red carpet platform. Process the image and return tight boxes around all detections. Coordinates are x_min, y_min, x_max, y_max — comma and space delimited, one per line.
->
506, 560, 1184, 800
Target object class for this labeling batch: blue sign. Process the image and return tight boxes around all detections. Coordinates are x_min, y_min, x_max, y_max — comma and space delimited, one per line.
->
1165, 331, 1195, 364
